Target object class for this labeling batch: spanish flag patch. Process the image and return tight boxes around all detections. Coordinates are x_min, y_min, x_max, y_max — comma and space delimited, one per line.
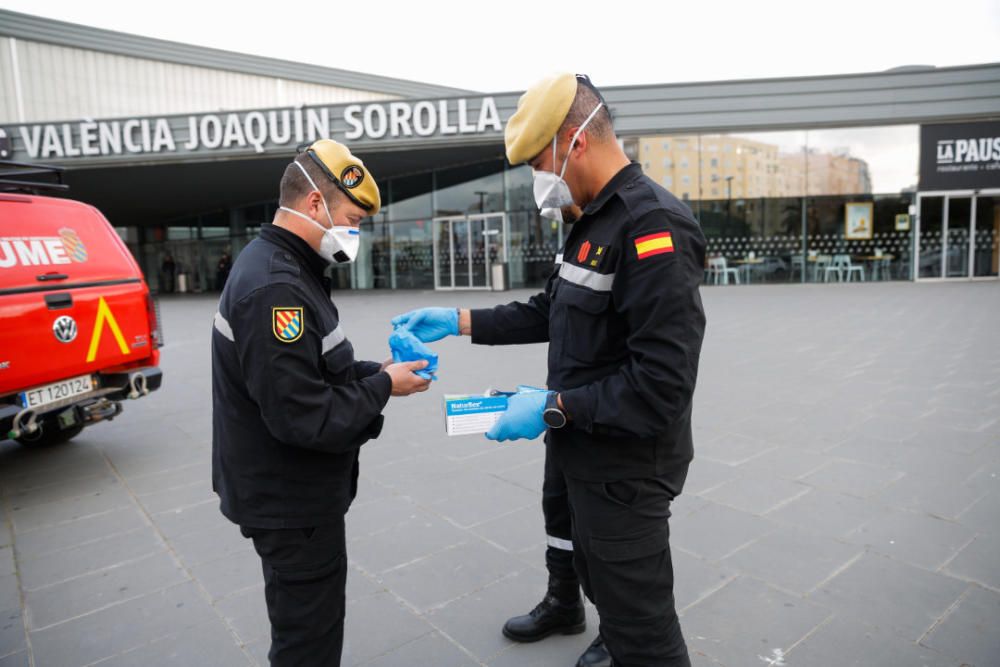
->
634, 232, 674, 259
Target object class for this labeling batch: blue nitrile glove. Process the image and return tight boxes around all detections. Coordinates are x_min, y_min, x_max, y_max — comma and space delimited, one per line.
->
391, 307, 459, 343
485, 390, 552, 442
389, 329, 438, 380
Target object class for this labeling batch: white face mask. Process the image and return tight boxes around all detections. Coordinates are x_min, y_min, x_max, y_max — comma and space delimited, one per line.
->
531, 101, 604, 221
279, 161, 361, 264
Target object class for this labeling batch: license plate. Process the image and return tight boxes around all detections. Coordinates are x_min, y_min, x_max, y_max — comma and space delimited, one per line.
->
19, 375, 95, 410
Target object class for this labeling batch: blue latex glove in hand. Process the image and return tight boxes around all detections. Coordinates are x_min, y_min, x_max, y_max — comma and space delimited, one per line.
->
485, 390, 552, 442
391, 307, 459, 343
388, 329, 438, 380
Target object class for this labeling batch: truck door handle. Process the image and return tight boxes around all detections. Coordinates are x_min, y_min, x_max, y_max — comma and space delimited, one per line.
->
37, 272, 69, 281
45, 293, 73, 310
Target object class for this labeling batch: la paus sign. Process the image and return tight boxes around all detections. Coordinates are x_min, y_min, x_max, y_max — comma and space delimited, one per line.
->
6, 97, 503, 161
920, 121, 1000, 190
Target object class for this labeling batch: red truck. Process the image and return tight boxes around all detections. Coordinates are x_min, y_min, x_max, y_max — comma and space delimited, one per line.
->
0, 164, 163, 446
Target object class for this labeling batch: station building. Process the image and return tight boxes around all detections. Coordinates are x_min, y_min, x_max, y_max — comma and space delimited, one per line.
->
2, 9, 1000, 292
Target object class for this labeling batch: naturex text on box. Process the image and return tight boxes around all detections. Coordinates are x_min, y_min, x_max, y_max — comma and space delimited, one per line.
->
443, 394, 508, 436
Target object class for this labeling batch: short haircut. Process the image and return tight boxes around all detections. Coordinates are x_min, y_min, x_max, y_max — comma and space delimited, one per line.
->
558, 75, 614, 142
278, 154, 344, 208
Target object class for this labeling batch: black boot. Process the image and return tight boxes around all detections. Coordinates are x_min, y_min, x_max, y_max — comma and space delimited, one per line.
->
576, 633, 612, 667
502, 578, 586, 642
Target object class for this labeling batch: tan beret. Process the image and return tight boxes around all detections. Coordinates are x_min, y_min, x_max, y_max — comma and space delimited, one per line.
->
504, 73, 578, 165
303, 139, 381, 216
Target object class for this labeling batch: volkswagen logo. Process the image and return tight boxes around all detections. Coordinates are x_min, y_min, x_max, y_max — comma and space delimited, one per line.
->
53, 316, 78, 343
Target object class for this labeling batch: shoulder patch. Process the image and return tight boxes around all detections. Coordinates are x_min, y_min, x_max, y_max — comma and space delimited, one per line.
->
634, 232, 674, 260
273, 306, 304, 342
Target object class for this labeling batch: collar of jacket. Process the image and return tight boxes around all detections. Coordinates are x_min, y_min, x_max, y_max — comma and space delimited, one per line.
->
582, 161, 643, 217
260, 223, 330, 282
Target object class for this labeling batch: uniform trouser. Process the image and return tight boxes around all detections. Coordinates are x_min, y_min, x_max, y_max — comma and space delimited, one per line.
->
565, 474, 690, 667
241, 516, 347, 667
542, 449, 577, 584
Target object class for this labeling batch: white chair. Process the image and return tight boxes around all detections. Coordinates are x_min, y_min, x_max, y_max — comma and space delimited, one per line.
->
824, 254, 865, 282
706, 257, 741, 285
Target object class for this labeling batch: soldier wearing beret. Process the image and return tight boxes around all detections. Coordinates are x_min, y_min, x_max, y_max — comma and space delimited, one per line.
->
393, 74, 706, 667
212, 139, 431, 666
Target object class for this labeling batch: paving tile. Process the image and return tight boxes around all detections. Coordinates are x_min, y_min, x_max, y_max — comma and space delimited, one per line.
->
487, 631, 599, 667
425, 569, 549, 662
787, 613, 958, 666
682, 459, 740, 496
17, 528, 166, 592
732, 446, 832, 480
681, 576, 831, 667
0, 652, 28, 667
765, 487, 881, 539
944, 532, 1000, 591
166, 522, 249, 568
702, 475, 810, 515
956, 489, 1000, 535
846, 509, 975, 571
9, 486, 135, 534
213, 584, 268, 645
376, 539, 521, 613
187, 550, 262, 601
875, 471, 990, 520
361, 631, 479, 667
920, 585, 1000, 667
673, 550, 738, 612
340, 592, 434, 666
92, 621, 251, 666
150, 499, 225, 539
0, 607, 25, 660
0, 579, 17, 616
801, 460, 905, 499
4, 473, 121, 511
424, 474, 539, 529
123, 462, 211, 496
137, 480, 215, 515
346, 495, 422, 540
349, 509, 468, 575
11, 506, 148, 559
722, 525, 863, 595
0, 551, 12, 579
469, 504, 545, 554
24, 551, 188, 629
29, 582, 216, 667
809, 553, 969, 641
673, 501, 777, 562
696, 434, 775, 466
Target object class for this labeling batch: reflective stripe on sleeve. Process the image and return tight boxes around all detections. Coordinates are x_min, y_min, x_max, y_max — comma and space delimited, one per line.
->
214, 312, 234, 342
322, 324, 346, 354
546, 535, 574, 551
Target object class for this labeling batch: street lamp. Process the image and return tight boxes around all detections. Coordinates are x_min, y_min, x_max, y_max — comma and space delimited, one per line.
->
474, 190, 489, 213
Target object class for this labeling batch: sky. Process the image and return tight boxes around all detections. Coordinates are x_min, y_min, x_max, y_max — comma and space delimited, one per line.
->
3, 0, 1000, 92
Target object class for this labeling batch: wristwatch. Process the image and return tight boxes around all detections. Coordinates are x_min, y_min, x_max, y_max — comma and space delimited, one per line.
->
543, 392, 567, 429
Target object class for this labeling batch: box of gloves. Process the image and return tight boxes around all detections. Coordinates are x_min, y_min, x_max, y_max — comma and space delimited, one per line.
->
443, 393, 509, 436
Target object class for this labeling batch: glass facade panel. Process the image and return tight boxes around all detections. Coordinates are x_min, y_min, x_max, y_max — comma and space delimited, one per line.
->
126, 122, 993, 292
919, 196, 945, 278
434, 161, 505, 215
974, 196, 1000, 277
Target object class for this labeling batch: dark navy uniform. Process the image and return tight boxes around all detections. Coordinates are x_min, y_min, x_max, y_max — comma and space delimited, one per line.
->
471, 163, 706, 666
212, 223, 391, 666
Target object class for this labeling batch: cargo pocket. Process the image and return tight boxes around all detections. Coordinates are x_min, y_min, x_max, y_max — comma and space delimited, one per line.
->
590, 526, 669, 563
558, 285, 611, 362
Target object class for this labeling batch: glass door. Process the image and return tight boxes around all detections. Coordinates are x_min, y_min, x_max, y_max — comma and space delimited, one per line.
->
973, 195, 999, 278
917, 196, 944, 278
433, 214, 507, 290
946, 197, 972, 278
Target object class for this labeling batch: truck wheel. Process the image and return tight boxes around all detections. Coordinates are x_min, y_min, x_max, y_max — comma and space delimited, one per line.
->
15, 424, 84, 447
